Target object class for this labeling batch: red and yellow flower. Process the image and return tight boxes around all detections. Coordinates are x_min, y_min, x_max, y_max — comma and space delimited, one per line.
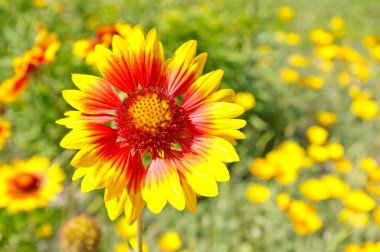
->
72, 21, 140, 66
58, 28, 245, 224
0, 156, 65, 212
0, 28, 60, 103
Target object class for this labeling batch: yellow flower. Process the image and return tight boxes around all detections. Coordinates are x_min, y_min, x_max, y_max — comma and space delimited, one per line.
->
339, 46, 363, 63
276, 193, 291, 211
330, 17, 345, 37
366, 182, 380, 196
249, 157, 275, 180
333, 159, 352, 173
307, 145, 329, 163
351, 96, 378, 120
114, 242, 132, 252
300, 179, 330, 201
280, 68, 299, 84
288, 54, 310, 68
234, 92, 255, 111
298, 76, 324, 90
350, 63, 370, 83
338, 72, 351, 87
72, 40, 97, 65
277, 6, 295, 22
285, 33, 300, 46
288, 200, 322, 235
344, 244, 360, 252
33, 0, 47, 8
0, 118, 11, 150
326, 142, 344, 160
306, 125, 328, 145
373, 207, 380, 226
157, 232, 182, 252
115, 218, 137, 239
315, 112, 337, 127
371, 45, 380, 61
339, 209, 369, 228
314, 45, 340, 60
367, 168, 380, 182
36, 223, 54, 239
246, 184, 271, 203
341, 190, 376, 212
321, 175, 349, 198
360, 157, 377, 173
330, 16, 345, 31
362, 35, 377, 49
310, 29, 334, 46
129, 237, 149, 252
0, 156, 65, 212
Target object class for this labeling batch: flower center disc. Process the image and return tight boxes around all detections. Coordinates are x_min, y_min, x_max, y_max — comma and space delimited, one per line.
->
128, 93, 172, 132
12, 172, 40, 193
116, 88, 187, 156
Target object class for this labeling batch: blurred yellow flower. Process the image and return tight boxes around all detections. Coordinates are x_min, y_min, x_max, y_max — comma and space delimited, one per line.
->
234, 92, 255, 111
33, 0, 47, 8
276, 193, 291, 211
366, 182, 380, 197
249, 157, 275, 180
373, 207, 380, 226
307, 145, 329, 163
157, 232, 182, 252
35, 223, 54, 239
351, 96, 378, 120
115, 242, 132, 252
306, 125, 328, 146
0, 119, 11, 150
322, 175, 349, 198
246, 184, 271, 203
115, 218, 137, 239
350, 63, 370, 83
338, 72, 351, 87
334, 159, 352, 173
362, 35, 377, 49
300, 179, 330, 201
0, 156, 65, 212
314, 45, 340, 60
326, 142, 344, 160
371, 45, 380, 61
342, 190, 376, 212
339, 46, 363, 63
344, 243, 360, 252
298, 76, 324, 90
330, 17, 345, 37
129, 237, 149, 252
339, 209, 369, 228
288, 200, 322, 235
315, 112, 337, 127
280, 68, 300, 84
367, 168, 380, 182
277, 6, 295, 22
285, 33, 300, 46
360, 157, 377, 173
288, 54, 310, 68
310, 29, 334, 46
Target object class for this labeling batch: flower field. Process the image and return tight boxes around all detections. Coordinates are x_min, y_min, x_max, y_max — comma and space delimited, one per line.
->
1, 0, 380, 251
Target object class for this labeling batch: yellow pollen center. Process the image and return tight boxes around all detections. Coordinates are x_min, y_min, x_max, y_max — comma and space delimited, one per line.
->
128, 93, 173, 132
